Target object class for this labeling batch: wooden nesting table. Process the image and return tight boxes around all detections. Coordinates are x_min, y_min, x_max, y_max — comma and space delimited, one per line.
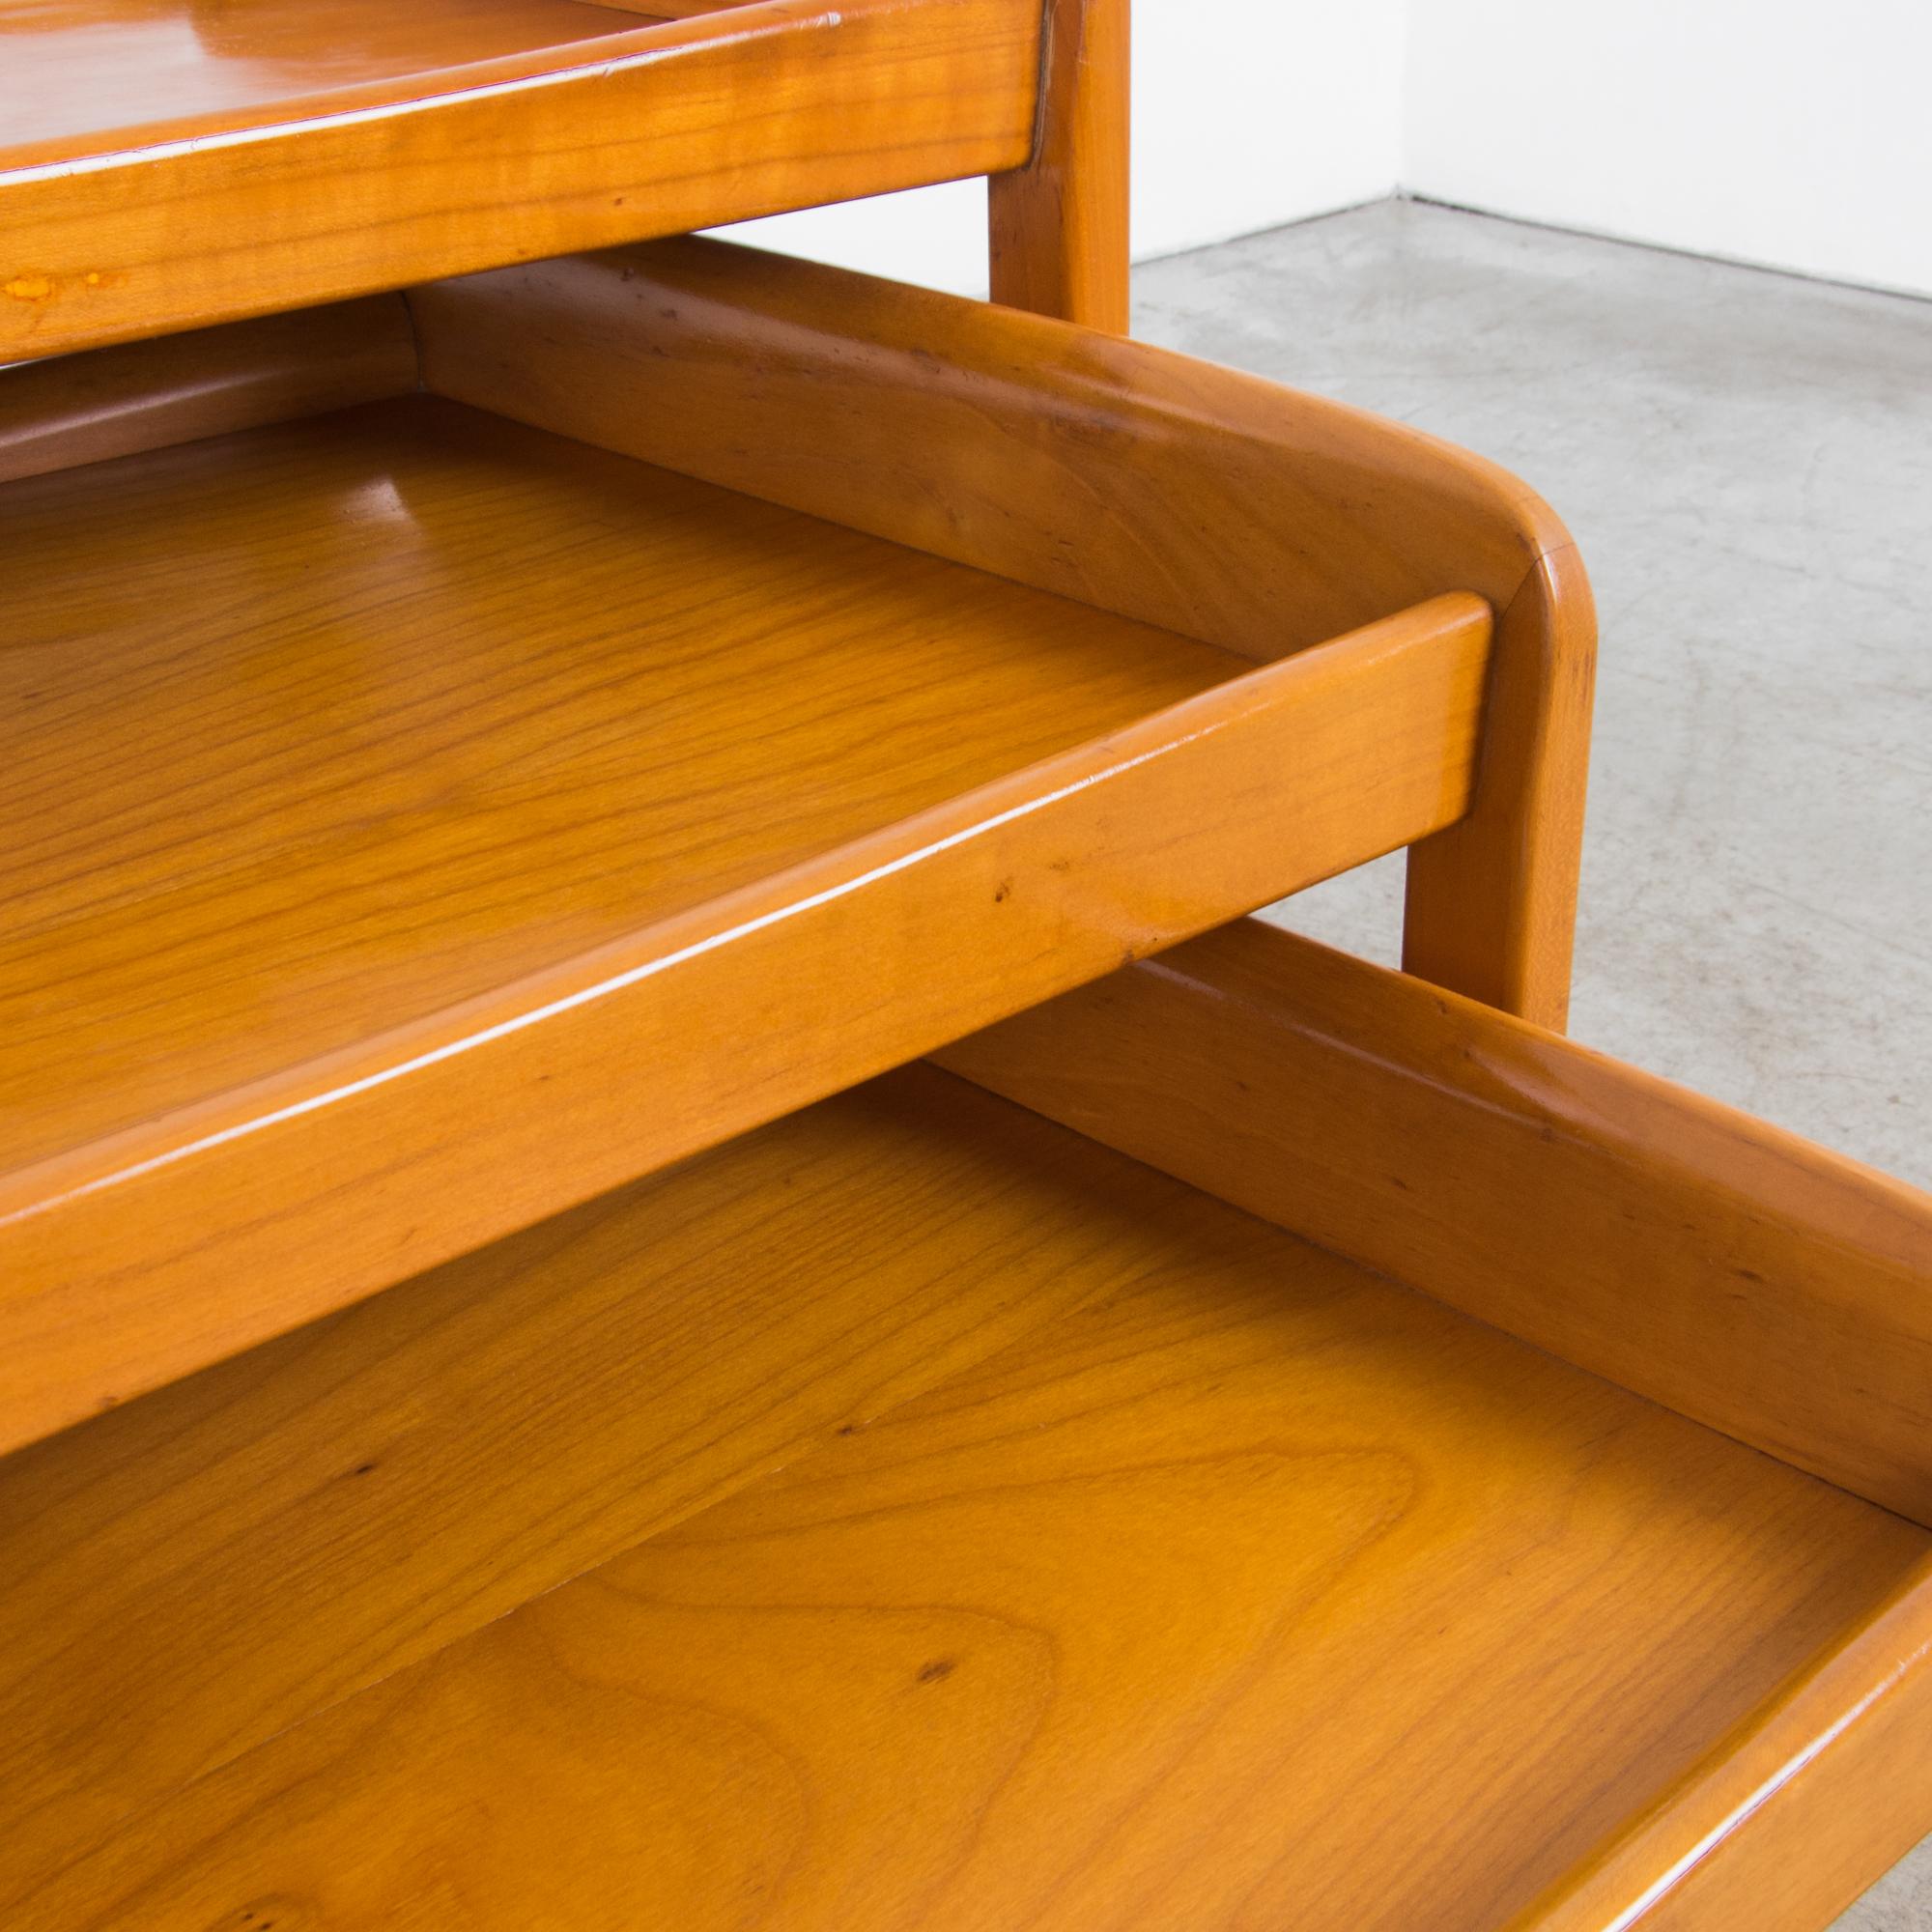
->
1, 6, 1926, 1930
0, 0, 1126, 354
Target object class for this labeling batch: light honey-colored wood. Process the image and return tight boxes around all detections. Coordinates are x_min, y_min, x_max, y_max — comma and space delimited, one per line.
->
582, 0, 745, 13
412, 236, 1548, 666
0, 383, 1491, 1455
10, 394, 1238, 1182
0, 0, 645, 152
0, 1073, 1176, 1912
8, 1065, 1925, 1932
1509, 1550, 1932, 1932
26, 7, 1922, 1926
939, 917, 1932, 1524
412, 235, 1596, 1023
988, 0, 1129, 328
1404, 536, 1595, 1018
0, 0, 1041, 359
0, 296, 416, 486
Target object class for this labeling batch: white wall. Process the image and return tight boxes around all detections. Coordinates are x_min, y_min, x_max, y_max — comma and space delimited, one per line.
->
721, 0, 1932, 302
720, 0, 1406, 294
1404, 0, 1932, 298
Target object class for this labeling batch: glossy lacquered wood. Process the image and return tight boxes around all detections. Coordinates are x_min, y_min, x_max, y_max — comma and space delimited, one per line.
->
940, 917, 1932, 1525
0, 1073, 1168, 1911
0, 0, 1040, 358
0, 0, 643, 151
1510, 1550, 1932, 1932
6, 1066, 1925, 1932
413, 235, 1596, 1024
988, 0, 1129, 328
0, 372, 1491, 1455
0, 295, 415, 485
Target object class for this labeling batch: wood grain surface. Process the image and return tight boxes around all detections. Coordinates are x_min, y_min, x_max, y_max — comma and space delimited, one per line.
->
0, 389, 1489, 1454
0, 0, 644, 153
10, 1065, 1924, 1932
0, 1071, 1182, 1912
1403, 536, 1595, 1020
0, 295, 415, 486
1509, 1549, 1932, 1932
988, 0, 1129, 328
940, 916, 1932, 1524
0, 0, 1039, 358
0, 395, 1223, 1179
414, 234, 1597, 1024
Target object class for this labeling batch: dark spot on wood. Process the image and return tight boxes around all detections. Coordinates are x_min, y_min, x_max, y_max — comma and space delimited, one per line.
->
993, 879, 1011, 903
917, 1658, 956, 1684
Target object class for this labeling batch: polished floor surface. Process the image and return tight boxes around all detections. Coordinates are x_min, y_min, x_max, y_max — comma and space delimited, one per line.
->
1137, 194, 1932, 1932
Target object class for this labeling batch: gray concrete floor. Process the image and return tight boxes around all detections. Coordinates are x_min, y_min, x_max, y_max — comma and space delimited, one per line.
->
1135, 198, 1931, 1928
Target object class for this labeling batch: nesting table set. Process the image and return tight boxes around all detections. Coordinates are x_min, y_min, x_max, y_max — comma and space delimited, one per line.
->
1, 3, 1927, 1927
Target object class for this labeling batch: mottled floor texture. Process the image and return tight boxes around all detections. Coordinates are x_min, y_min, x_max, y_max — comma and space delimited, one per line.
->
1139, 197, 1932, 1931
